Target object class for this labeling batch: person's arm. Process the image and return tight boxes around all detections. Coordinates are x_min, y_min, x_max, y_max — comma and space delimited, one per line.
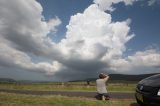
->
103, 74, 109, 82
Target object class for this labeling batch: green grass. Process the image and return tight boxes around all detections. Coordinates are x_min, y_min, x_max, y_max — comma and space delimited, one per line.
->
108, 83, 136, 92
0, 92, 136, 106
0, 82, 136, 92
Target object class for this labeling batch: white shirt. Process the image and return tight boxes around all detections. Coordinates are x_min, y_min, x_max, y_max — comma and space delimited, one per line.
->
96, 78, 108, 94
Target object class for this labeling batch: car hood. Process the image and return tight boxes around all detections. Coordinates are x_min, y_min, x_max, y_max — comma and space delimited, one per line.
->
138, 74, 160, 87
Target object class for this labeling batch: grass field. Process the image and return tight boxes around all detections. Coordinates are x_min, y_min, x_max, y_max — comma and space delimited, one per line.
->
0, 92, 137, 106
0, 82, 136, 92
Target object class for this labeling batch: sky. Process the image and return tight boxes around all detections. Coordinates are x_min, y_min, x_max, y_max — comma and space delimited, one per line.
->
0, 0, 160, 81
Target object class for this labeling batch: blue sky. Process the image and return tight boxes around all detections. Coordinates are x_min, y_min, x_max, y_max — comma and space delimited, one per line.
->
0, 0, 160, 81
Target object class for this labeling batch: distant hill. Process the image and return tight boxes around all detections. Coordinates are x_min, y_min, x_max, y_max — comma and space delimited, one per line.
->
0, 78, 16, 83
72, 73, 160, 82
107, 73, 158, 82
0, 78, 54, 84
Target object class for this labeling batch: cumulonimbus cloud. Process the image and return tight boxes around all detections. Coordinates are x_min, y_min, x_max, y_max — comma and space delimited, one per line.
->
0, 0, 159, 81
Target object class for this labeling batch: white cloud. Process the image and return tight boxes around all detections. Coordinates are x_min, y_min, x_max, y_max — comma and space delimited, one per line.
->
109, 49, 160, 73
148, 0, 157, 6
128, 49, 160, 67
47, 16, 62, 34
93, 0, 137, 11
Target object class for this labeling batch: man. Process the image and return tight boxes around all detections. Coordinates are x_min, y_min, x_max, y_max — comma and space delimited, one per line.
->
96, 73, 110, 100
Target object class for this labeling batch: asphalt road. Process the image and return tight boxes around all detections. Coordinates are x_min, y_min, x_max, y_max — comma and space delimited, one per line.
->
0, 89, 135, 99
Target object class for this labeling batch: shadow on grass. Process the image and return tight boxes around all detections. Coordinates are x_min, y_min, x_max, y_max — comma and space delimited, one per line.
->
130, 103, 139, 106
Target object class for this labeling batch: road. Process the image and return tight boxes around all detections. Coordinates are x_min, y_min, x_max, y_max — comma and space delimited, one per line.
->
0, 89, 135, 99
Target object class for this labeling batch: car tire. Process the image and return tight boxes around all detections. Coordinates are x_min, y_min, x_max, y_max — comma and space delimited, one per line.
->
136, 98, 146, 106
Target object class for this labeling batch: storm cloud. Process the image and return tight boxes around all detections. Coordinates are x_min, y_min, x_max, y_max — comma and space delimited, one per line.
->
0, 0, 160, 81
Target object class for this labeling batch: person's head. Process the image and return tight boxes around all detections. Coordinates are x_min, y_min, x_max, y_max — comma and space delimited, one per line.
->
99, 73, 106, 79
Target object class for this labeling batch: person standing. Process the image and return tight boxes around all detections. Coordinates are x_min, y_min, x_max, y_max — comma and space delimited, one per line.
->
96, 73, 110, 100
